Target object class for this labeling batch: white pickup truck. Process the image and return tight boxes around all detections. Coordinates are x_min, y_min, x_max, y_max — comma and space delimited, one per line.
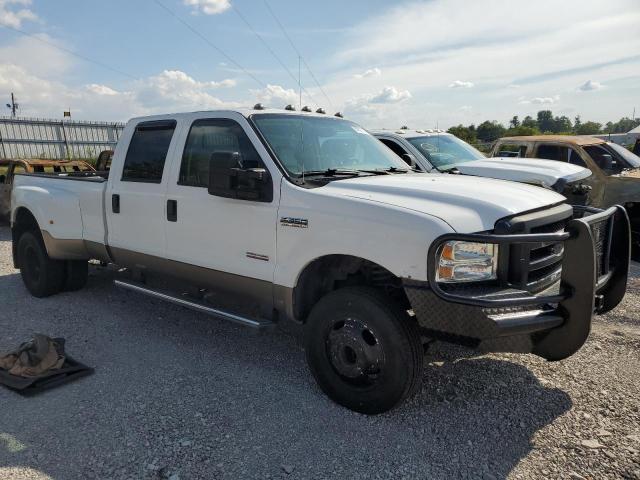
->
372, 129, 593, 203
10, 106, 631, 413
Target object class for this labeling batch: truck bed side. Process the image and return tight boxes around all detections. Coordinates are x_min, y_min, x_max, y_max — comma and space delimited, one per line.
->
11, 174, 108, 260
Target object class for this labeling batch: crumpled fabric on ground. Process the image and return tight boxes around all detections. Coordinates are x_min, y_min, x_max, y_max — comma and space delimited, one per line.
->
0, 334, 65, 377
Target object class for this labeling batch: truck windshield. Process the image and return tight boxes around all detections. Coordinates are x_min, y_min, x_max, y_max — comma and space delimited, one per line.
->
251, 114, 409, 177
606, 142, 640, 169
407, 135, 485, 171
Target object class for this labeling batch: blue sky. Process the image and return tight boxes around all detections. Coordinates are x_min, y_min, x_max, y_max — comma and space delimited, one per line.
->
0, 0, 639, 128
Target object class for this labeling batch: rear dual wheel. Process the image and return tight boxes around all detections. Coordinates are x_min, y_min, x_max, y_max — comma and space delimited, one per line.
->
18, 231, 88, 297
304, 286, 423, 414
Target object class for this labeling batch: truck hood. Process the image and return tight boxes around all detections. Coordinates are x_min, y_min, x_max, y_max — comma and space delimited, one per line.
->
453, 157, 592, 190
323, 173, 566, 232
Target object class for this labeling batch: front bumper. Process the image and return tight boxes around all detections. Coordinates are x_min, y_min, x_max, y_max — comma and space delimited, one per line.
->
405, 205, 631, 360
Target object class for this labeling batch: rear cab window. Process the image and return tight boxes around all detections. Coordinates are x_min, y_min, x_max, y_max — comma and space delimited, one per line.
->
121, 120, 177, 183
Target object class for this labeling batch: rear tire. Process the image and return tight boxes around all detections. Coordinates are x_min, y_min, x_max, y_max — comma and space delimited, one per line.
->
64, 260, 88, 291
17, 231, 65, 298
304, 286, 423, 414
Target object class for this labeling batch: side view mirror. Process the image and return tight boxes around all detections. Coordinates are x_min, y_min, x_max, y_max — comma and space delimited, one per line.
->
0, 174, 5, 184
208, 151, 272, 202
401, 153, 418, 168
596, 154, 614, 171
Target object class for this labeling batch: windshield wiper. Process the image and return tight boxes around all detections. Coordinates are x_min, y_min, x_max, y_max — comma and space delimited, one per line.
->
356, 167, 411, 175
298, 168, 365, 178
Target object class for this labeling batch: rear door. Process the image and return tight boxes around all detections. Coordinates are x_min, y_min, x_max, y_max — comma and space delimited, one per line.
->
106, 119, 180, 259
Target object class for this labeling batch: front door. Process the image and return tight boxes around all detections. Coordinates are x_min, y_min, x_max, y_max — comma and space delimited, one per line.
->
164, 114, 280, 286
106, 119, 180, 260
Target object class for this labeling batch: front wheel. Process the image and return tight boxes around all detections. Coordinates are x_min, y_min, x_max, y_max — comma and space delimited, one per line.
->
17, 231, 65, 298
304, 286, 423, 414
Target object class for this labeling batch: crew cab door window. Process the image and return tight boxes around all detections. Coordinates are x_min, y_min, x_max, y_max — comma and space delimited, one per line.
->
178, 118, 265, 189
536, 144, 587, 168
497, 144, 527, 157
121, 120, 177, 183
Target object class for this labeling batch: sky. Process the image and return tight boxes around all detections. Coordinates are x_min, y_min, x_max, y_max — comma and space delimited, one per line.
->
0, 0, 638, 129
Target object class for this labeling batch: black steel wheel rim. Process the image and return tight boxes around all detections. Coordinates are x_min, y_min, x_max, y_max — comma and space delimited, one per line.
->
326, 317, 385, 385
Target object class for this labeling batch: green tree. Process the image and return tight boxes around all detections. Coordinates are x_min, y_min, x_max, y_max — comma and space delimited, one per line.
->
509, 116, 520, 128
505, 125, 540, 136
574, 115, 582, 132
537, 110, 555, 132
476, 120, 506, 142
553, 115, 572, 133
576, 121, 602, 135
522, 115, 537, 129
447, 124, 477, 143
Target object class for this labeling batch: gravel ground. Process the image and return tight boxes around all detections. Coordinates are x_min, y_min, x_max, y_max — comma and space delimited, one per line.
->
0, 225, 638, 480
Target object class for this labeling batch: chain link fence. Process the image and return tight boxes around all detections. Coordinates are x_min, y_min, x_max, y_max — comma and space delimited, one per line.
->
0, 117, 125, 161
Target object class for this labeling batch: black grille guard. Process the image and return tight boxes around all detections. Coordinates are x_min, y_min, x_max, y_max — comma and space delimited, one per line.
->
427, 205, 630, 312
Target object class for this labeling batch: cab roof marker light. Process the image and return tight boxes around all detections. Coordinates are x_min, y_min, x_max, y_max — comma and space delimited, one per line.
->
253, 103, 265, 110
400, 125, 409, 130
301, 106, 312, 112
284, 104, 296, 111
334, 112, 343, 118
316, 108, 326, 114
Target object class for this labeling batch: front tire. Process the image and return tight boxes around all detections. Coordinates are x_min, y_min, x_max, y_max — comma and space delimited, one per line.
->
17, 231, 65, 298
304, 286, 423, 414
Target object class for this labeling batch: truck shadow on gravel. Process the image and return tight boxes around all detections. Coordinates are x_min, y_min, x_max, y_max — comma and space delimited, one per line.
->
0, 260, 572, 479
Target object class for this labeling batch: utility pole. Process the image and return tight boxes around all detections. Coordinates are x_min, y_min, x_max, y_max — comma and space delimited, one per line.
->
298, 55, 302, 110
6, 93, 18, 117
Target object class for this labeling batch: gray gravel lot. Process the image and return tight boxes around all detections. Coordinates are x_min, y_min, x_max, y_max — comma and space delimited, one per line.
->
0, 225, 638, 480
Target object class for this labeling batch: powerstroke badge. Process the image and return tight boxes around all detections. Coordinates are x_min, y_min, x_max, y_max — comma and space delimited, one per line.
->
280, 217, 309, 228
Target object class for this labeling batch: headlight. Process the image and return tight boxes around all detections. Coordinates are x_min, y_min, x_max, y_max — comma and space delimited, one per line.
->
436, 241, 498, 283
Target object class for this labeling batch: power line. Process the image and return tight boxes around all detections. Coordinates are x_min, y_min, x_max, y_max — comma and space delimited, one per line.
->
262, 0, 334, 110
230, 2, 319, 108
1, 24, 138, 80
152, 0, 266, 89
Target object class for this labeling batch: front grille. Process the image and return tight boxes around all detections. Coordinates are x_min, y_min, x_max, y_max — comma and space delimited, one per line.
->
589, 217, 612, 280
495, 204, 573, 294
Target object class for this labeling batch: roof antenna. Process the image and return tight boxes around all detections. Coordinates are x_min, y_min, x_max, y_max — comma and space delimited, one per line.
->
298, 55, 302, 110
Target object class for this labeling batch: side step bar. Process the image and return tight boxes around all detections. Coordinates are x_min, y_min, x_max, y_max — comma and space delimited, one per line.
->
114, 280, 274, 329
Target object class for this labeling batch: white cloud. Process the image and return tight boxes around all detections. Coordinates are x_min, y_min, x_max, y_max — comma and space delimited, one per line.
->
251, 84, 299, 107
518, 95, 560, 105
325, 0, 640, 126
85, 84, 119, 96
0, 0, 37, 28
0, 63, 242, 120
578, 80, 603, 91
354, 67, 381, 79
459, 105, 472, 111
0, 34, 75, 77
369, 86, 411, 103
449, 80, 474, 89
183, 0, 230, 15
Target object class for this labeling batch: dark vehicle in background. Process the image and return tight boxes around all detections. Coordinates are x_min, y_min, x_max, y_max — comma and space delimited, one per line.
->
492, 136, 640, 257
0, 158, 94, 221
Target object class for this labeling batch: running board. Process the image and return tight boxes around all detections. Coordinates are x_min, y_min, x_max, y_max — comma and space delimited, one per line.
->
114, 280, 274, 329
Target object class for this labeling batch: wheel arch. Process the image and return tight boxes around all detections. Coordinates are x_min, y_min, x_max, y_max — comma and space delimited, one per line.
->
290, 254, 410, 323
11, 206, 42, 268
